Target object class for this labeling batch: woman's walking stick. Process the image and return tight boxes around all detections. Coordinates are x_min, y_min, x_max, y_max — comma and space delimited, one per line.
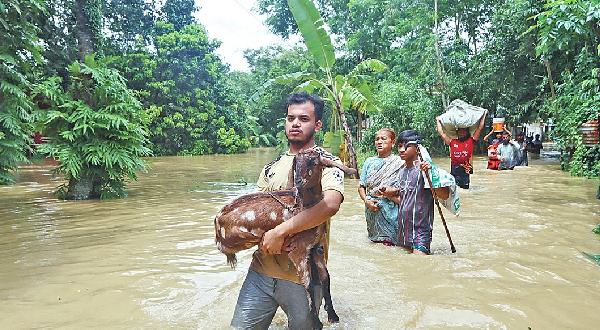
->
414, 144, 457, 253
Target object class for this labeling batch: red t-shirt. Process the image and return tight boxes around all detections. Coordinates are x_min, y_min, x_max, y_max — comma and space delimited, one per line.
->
450, 137, 475, 166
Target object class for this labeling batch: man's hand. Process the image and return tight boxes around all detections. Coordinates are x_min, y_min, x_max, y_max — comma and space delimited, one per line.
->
282, 233, 298, 252
420, 160, 432, 172
259, 227, 286, 255
377, 185, 398, 199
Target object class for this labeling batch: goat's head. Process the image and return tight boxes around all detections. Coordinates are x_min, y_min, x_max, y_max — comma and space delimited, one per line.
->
290, 149, 357, 189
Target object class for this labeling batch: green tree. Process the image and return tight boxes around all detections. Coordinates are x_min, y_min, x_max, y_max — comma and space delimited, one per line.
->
363, 72, 443, 154
162, 0, 197, 31
533, 0, 600, 177
253, 0, 387, 174
241, 45, 319, 139
256, 0, 348, 40
33, 55, 152, 199
0, 0, 45, 184
123, 22, 250, 155
102, 0, 160, 54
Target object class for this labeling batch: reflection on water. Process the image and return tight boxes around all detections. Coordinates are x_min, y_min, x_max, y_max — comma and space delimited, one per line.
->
1, 149, 600, 329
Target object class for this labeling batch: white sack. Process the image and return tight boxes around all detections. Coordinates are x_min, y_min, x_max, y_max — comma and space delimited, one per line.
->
438, 99, 487, 139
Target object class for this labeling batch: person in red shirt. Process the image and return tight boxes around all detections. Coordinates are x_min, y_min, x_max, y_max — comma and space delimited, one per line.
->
435, 110, 487, 189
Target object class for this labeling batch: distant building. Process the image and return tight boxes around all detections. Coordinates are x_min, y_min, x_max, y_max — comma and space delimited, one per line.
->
516, 119, 555, 141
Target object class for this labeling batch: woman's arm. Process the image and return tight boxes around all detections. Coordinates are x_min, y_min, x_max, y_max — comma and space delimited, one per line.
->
359, 185, 380, 211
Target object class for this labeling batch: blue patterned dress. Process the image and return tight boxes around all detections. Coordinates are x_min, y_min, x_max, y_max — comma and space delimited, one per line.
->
360, 156, 403, 245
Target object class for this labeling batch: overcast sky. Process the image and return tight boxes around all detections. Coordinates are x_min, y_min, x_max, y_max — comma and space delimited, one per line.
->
194, 0, 298, 72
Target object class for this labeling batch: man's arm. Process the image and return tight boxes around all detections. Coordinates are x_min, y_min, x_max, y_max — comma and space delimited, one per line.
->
435, 117, 452, 145
377, 185, 400, 204
472, 110, 488, 141
260, 189, 343, 255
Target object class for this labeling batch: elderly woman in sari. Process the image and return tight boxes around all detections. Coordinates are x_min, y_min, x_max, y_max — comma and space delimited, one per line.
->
358, 128, 405, 246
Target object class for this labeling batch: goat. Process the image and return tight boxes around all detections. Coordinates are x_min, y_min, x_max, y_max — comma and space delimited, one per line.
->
214, 149, 356, 329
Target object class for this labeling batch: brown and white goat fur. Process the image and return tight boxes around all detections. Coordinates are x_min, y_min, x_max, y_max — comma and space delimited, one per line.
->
214, 149, 356, 328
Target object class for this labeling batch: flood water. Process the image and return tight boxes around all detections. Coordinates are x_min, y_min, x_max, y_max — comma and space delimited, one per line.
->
1, 148, 600, 329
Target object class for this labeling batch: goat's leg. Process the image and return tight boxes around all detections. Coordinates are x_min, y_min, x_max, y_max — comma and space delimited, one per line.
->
289, 247, 323, 330
308, 249, 325, 329
312, 246, 339, 323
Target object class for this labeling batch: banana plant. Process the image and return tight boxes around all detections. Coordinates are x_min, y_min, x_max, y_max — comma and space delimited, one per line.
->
251, 0, 387, 177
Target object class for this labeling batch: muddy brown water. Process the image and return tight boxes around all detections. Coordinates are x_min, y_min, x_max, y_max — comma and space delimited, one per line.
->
1, 148, 600, 329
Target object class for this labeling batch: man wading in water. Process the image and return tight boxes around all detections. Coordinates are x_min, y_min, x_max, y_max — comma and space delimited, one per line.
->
435, 110, 487, 189
230, 91, 346, 329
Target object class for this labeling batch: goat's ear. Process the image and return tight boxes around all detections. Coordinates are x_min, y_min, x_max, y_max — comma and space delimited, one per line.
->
320, 156, 358, 175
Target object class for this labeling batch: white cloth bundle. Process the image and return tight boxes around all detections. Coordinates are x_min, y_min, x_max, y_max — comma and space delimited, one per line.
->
438, 99, 487, 139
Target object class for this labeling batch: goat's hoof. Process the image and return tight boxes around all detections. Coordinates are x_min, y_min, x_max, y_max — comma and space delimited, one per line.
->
328, 312, 340, 323
313, 245, 325, 255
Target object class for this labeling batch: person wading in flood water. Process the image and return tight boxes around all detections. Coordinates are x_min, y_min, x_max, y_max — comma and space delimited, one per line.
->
377, 130, 452, 254
358, 128, 404, 246
435, 110, 487, 189
513, 132, 529, 166
230, 91, 346, 329
497, 132, 519, 170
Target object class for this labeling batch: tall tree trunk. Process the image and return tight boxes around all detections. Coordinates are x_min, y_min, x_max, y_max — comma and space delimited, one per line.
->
69, 0, 100, 199
455, 13, 460, 40
74, 0, 97, 60
434, 0, 448, 109
544, 56, 556, 118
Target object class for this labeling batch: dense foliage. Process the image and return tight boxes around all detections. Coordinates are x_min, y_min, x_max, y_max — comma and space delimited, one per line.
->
533, 0, 600, 178
2, 0, 599, 196
241, 46, 320, 142
0, 0, 45, 184
33, 56, 151, 199
120, 22, 250, 156
258, 0, 599, 180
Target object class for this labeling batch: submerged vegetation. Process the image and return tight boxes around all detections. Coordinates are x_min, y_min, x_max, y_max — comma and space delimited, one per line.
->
1, 0, 599, 198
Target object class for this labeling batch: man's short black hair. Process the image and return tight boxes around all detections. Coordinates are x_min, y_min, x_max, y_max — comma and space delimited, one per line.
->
397, 129, 421, 144
286, 91, 324, 121
502, 131, 510, 136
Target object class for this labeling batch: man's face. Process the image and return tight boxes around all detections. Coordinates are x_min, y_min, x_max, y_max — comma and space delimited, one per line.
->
457, 128, 469, 140
517, 135, 524, 142
502, 134, 510, 142
285, 101, 322, 146
398, 142, 418, 162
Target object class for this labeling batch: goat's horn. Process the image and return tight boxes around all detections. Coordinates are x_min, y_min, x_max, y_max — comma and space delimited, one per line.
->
320, 156, 358, 175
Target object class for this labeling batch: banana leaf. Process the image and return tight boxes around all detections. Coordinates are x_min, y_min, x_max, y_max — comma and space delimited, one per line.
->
287, 0, 335, 69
